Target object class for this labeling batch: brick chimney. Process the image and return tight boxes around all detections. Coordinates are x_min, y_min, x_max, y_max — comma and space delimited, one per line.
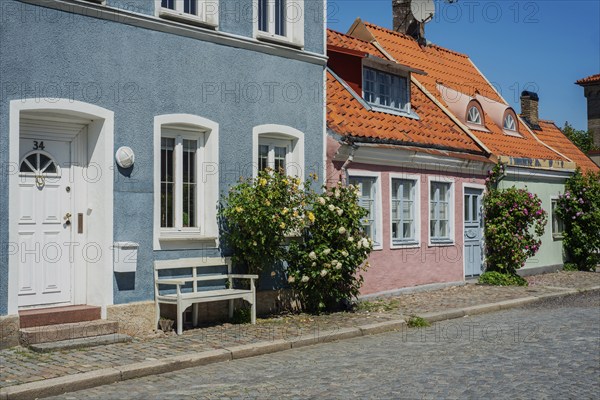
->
520, 91, 541, 130
392, 0, 425, 43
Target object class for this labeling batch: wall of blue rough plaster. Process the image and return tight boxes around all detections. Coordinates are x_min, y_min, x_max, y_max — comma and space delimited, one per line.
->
0, 0, 324, 314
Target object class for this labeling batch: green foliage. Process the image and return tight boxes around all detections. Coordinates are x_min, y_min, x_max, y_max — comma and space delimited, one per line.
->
220, 173, 372, 314
219, 170, 308, 275
287, 182, 373, 313
561, 122, 597, 154
231, 306, 251, 324
484, 163, 548, 274
562, 263, 579, 272
357, 298, 400, 313
555, 169, 600, 271
406, 316, 430, 328
478, 271, 528, 287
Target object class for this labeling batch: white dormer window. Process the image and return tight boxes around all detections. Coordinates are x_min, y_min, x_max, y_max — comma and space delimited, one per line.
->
503, 113, 516, 131
255, 0, 304, 48
363, 67, 409, 112
158, 0, 219, 27
467, 106, 482, 125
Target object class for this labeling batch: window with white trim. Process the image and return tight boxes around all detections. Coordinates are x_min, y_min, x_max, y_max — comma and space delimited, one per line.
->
467, 106, 482, 124
160, 127, 204, 231
158, 0, 218, 26
391, 178, 417, 244
430, 182, 452, 242
350, 176, 379, 244
503, 113, 516, 131
258, 137, 291, 174
551, 199, 564, 238
363, 67, 409, 112
256, 0, 304, 47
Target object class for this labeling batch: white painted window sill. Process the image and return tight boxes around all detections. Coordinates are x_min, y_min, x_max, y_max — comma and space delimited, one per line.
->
159, 9, 218, 29
428, 240, 455, 247
256, 32, 303, 49
391, 242, 420, 250
159, 232, 217, 242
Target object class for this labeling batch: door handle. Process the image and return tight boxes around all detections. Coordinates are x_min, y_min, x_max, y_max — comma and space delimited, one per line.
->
64, 213, 72, 226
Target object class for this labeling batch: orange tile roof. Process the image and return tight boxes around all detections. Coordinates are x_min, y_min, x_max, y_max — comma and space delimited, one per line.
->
327, 71, 483, 154
356, 21, 570, 164
576, 74, 600, 85
327, 29, 385, 58
536, 121, 599, 173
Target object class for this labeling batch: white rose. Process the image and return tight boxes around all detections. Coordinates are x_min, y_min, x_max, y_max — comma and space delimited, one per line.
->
331, 260, 338, 267
348, 236, 354, 242
309, 251, 317, 260
338, 227, 346, 234
323, 248, 331, 255
288, 276, 295, 283
357, 240, 362, 249
301, 275, 309, 283
320, 269, 328, 277
341, 250, 349, 257
334, 189, 341, 198
311, 262, 316, 267
318, 197, 326, 205
328, 204, 335, 211
337, 209, 343, 216
362, 238, 370, 248
335, 264, 342, 270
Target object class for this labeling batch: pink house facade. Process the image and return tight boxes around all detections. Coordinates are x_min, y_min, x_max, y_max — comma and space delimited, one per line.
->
326, 30, 493, 295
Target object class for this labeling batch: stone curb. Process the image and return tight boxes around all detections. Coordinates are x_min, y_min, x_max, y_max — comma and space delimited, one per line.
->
1, 286, 598, 400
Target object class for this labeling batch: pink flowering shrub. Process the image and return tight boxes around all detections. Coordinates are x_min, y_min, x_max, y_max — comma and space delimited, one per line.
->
484, 164, 547, 274
556, 169, 600, 271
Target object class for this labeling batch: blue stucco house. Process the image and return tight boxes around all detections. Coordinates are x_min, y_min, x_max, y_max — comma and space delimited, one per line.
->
0, 0, 326, 340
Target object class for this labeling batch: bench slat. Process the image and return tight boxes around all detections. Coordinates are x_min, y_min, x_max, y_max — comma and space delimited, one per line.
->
157, 275, 229, 285
154, 257, 228, 270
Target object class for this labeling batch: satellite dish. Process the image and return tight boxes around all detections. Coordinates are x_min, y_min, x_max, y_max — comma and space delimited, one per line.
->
411, 0, 435, 23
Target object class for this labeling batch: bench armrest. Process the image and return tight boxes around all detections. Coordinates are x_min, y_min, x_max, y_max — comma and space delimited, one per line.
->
156, 279, 186, 286
228, 274, 259, 280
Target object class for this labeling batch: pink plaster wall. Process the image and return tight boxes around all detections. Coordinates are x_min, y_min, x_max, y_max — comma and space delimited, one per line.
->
326, 137, 487, 295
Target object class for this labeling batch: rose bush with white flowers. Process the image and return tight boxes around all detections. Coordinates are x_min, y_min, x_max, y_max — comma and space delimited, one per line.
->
287, 182, 372, 313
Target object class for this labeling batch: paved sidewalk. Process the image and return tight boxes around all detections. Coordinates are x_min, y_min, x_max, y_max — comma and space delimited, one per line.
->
0, 271, 598, 398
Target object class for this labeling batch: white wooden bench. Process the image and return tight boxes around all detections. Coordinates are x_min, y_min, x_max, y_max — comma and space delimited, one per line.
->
154, 257, 258, 335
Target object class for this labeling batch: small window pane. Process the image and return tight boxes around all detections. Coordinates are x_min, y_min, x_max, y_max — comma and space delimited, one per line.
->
258, 0, 268, 32
258, 144, 269, 172
464, 195, 470, 222
184, 0, 197, 14
275, 0, 286, 36
162, 0, 175, 10
468, 106, 482, 124
183, 140, 197, 228
274, 146, 286, 173
504, 114, 516, 131
472, 195, 478, 221
161, 138, 175, 228
19, 161, 33, 173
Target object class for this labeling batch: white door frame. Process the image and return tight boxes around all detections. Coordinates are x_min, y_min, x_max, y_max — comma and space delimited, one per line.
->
8, 99, 114, 317
462, 183, 486, 277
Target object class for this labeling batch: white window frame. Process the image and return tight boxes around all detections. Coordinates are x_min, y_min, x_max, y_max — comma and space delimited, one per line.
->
551, 196, 564, 240
428, 177, 455, 246
252, 124, 304, 180
389, 173, 421, 249
503, 113, 516, 131
254, 0, 305, 48
348, 170, 383, 250
157, 0, 219, 27
362, 67, 410, 113
154, 114, 219, 250
467, 106, 482, 125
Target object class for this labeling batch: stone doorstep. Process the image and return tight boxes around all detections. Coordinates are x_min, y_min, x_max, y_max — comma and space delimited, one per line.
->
18, 305, 101, 329
29, 334, 132, 353
19, 320, 119, 345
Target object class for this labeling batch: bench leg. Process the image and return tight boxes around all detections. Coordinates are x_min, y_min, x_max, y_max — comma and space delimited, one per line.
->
229, 299, 234, 319
177, 306, 183, 335
192, 303, 198, 327
250, 301, 256, 324
155, 301, 161, 330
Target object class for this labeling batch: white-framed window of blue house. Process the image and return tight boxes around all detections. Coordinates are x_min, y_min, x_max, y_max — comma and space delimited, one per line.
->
255, 0, 304, 48
363, 67, 410, 113
157, 0, 219, 27
428, 177, 455, 245
154, 115, 220, 250
252, 124, 304, 179
551, 197, 564, 240
390, 173, 420, 248
349, 171, 382, 250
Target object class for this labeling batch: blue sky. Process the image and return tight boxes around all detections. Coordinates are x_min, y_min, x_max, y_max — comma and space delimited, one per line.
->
327, 0, 600, 131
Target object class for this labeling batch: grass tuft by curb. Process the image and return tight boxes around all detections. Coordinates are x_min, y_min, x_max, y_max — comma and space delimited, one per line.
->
406, 316, 430, 328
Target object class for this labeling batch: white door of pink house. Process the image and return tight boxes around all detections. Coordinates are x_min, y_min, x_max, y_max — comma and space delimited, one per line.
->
464, 188, 484, 277
17, 138, 73, 307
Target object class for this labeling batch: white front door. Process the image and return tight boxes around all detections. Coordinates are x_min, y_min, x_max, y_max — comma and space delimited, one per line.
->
17, 138, 73, 308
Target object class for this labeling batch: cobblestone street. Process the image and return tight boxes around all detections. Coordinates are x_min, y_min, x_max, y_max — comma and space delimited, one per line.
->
49, 291, 600, 399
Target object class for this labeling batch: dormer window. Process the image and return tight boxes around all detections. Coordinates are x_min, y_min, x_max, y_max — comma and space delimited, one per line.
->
467, 106, 482, 124
503, 114, 516, 130
363, 67, 409, 112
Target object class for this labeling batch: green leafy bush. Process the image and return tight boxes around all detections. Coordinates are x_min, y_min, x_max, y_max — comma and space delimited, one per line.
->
478, 271, 528, 286
287, 182, 373, 313
555, 169, 600, 271
484, 163, 547, 274
220, 174, 372, 313
219, 170, 308, 275
406, 316, 430, 328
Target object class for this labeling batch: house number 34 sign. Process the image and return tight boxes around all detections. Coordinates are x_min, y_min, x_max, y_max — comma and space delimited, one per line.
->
33, 141, 45, 150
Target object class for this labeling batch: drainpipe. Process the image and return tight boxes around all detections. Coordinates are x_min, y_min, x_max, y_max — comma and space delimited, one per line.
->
340, 144, 358, 185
